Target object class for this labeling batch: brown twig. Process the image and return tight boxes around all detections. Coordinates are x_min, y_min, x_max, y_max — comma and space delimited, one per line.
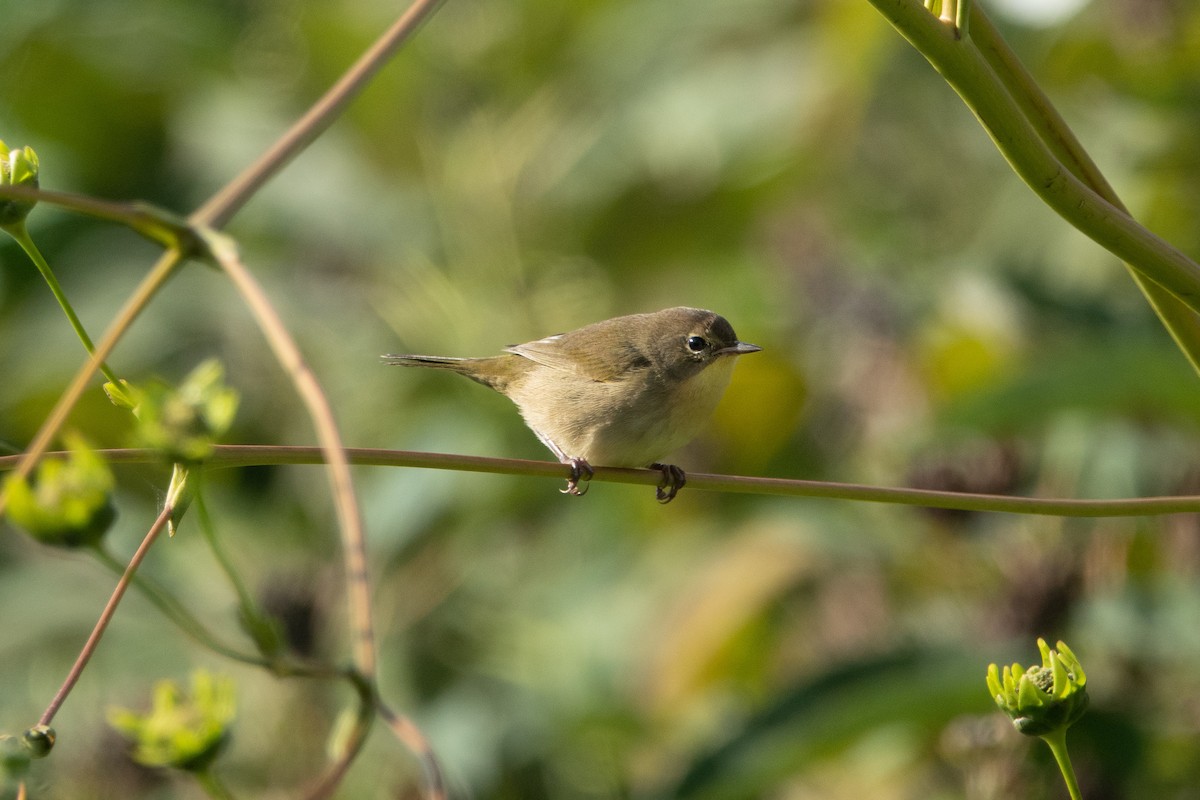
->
378, 701, 447, 800
191, 0, 444, 229
39, 504, 173, 727
300, 671, 376, 800
7, 445, 1200, 517
186, 1, 449, 793
202, 233, 378, 678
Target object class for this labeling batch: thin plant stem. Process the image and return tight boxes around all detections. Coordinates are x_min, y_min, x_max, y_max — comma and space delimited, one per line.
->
202, 233, 377, 680
0, 188, 202, 508
192, 0, 444, 229
378, 701, 447, 800
866, 0, 1200, 314
0, 249, 185, 517
4, 1, 448, 792
194, 490, 260, 626
4, 220, 123, 387
39, 504, 173, 727
90, 545, 272, 668
0, 185, 200, 251
186, 15, 451, 795
1040, 729, 1083, 800
94, 527, 358, 681
196, 768, 237, 800
194, 226, 402, 797
9, 445, 1200, 517
301, 670, 376, 800
966, 4, 1200, 376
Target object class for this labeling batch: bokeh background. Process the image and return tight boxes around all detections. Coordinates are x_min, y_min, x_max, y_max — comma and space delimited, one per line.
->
4, 0, 1200, 797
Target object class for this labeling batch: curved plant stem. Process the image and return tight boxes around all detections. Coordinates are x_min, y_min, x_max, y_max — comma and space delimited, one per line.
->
200, 232, 377, 678
0, 185, 202, 252
184, 7, 447, 794
378, 701, 447, 800
301, 670, 376, 800
967, 5, 1200, 375
3, 220, 123, 387
1040, 729, 1083, 800
866, 0, 1200, 318
194, 491, 261, 632
0, 189, 206, 512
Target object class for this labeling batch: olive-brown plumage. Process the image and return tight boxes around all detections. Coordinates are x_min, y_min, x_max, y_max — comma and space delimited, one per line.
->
382, 307, 760, 501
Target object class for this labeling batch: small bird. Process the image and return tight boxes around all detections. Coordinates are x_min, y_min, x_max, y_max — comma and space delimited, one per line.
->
382, 307, 761, 502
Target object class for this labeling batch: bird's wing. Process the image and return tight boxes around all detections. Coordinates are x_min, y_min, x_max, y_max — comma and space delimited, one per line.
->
505, 329, 650, 383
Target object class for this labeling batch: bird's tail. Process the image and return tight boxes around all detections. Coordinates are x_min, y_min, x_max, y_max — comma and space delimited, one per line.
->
381, 353, 511, 390
381, 354, 471, 369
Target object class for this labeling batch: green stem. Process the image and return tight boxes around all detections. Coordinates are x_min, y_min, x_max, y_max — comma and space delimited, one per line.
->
1040, 728, 1083, 800
867, 1, 1200, 324
193, 489, 288, 663
195, 767, 236, 800
194, 491, 259, 619
93, 524, 350, 681
967, 5, 1200, 376
954, 0, 970, 35
91, 545, 271, 668
4, 220, 123, 387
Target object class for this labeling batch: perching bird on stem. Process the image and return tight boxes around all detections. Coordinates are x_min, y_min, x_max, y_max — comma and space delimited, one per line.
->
383, 306, 761, 503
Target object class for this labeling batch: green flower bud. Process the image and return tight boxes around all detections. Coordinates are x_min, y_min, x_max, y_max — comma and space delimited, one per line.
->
107, 670, 236, 772
0, 140, 40, 227
4, 434, 117, 549
132, 360, 239, 463
103, 379, 139, 410
22, 726, 55, 759
986, 638, 1088, 737
164, 462, 195, 538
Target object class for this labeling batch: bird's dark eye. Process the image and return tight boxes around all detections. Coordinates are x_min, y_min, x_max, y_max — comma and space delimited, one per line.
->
686, 335, 707, 352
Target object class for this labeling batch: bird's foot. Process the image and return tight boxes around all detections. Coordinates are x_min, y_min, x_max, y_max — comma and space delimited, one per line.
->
651, 463, 687, 504
561, 458, 594, 497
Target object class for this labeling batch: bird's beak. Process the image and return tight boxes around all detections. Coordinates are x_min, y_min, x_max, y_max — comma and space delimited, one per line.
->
718, 341, 762, 356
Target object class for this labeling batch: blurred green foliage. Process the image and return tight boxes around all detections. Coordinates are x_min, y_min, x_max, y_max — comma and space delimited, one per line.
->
4, 0, 1200, 797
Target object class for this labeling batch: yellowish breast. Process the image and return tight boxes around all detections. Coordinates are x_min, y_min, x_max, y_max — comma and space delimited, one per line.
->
668, 356, 737, 421
590, 356, 737, 467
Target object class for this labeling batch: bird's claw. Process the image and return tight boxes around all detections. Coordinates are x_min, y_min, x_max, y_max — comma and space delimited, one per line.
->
559, 459, 685, 502
562, 458, 594, 497
651, 463, 687, 504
